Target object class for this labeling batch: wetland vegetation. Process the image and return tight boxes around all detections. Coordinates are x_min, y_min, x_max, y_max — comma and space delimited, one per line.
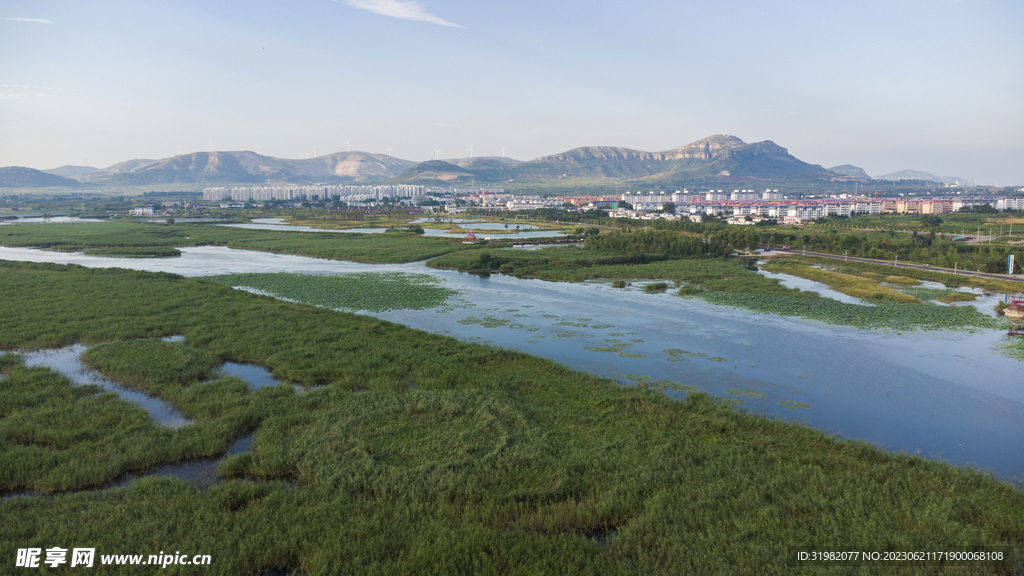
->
427, 242, 1009, 333
0, 221, 475, 263
2, 260, 1024, 574
204, 272, 459, 312
4, 222, 1016, 338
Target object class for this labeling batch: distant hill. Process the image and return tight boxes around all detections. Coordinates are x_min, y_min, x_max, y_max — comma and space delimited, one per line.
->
876, 170, 964, 185
78, 151, 417, 186
828, 164, 871, 179
0, 166, 88, 188
446, 156, 521, 169
391, 160, 477, 184
43, 165, 99, 178
441, 135, 840, 186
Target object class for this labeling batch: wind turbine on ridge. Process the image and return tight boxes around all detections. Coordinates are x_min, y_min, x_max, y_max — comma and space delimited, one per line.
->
312, 145, 318, 158
386, 144, 393, 158
467, 145, 474, 158
434, 149, 440, 160
208, 142, 214, 153
255, 144, 261, 154
345, 139, 351, 152
500, 146, 506, 158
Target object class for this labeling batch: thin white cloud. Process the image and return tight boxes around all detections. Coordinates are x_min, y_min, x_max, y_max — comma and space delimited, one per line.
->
6, 17, 53, 24
338, 0, 462, 28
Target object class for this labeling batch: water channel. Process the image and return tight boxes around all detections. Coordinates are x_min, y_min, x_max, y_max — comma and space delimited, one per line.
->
2, 244, 1022, 481
6, 338, 298, 496
221, 217, 563, 239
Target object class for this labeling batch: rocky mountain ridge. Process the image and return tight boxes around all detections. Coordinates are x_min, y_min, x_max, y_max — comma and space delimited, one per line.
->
2, 136, 972, 189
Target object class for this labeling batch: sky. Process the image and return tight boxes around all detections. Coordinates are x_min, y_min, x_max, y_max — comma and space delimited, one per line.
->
2, 0, 1023, 185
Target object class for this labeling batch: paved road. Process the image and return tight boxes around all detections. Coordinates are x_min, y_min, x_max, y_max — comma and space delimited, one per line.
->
759, 247, 1024, 285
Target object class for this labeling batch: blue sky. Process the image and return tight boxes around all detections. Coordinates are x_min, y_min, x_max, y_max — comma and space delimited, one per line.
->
2, 0, 1022, 184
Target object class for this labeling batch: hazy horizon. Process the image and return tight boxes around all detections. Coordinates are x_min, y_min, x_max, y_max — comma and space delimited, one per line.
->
2, 0, 1022, 185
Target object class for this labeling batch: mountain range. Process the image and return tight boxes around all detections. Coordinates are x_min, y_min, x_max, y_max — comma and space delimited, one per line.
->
0, 167, 87, 188
0, 135, 968, 189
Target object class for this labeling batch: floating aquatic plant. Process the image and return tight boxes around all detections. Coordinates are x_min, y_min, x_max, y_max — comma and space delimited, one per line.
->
204, 272, 458, 313
725, 389, 767, 398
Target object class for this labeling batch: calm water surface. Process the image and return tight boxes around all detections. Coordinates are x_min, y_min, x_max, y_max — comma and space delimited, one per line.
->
222, 218, 561, 239
0, 216, 108, 224
2, 245, 1022, 480
19, 345, 193, 428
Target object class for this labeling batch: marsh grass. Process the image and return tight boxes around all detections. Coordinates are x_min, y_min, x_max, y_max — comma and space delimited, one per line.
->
883, 275, 921, 286
0, 354, 268, 493
82, 339, 220, 388
793, 255, 1023, 294
697, 291, 1001, 331
0, 221, 474, 263
897, 285, 980, 304
763, 259, 919, 303
1, 261, 1023, 574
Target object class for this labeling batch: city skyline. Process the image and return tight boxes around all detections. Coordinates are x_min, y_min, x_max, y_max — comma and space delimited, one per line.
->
2, 0, 1023, 184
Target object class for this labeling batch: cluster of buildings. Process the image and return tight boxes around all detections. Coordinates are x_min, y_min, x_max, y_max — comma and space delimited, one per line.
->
582, 190, 1024, 225
203, 185, 505, 205
464, 193, 564, 211
204, 185, 427, 203
200, 183, 1023, 225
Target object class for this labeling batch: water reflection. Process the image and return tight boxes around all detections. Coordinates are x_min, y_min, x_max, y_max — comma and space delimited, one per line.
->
19, 345, 193, 428
219, 219, 562, 239
105, 434, 254, 490
219, 362, 280, 390
0, 216, 108, 224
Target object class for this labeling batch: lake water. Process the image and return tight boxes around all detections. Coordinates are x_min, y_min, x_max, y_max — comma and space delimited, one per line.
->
2, 245, 1022, 481
409, 217, 541, 231
0, 216, 108, 224
224, 217, 562, 239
